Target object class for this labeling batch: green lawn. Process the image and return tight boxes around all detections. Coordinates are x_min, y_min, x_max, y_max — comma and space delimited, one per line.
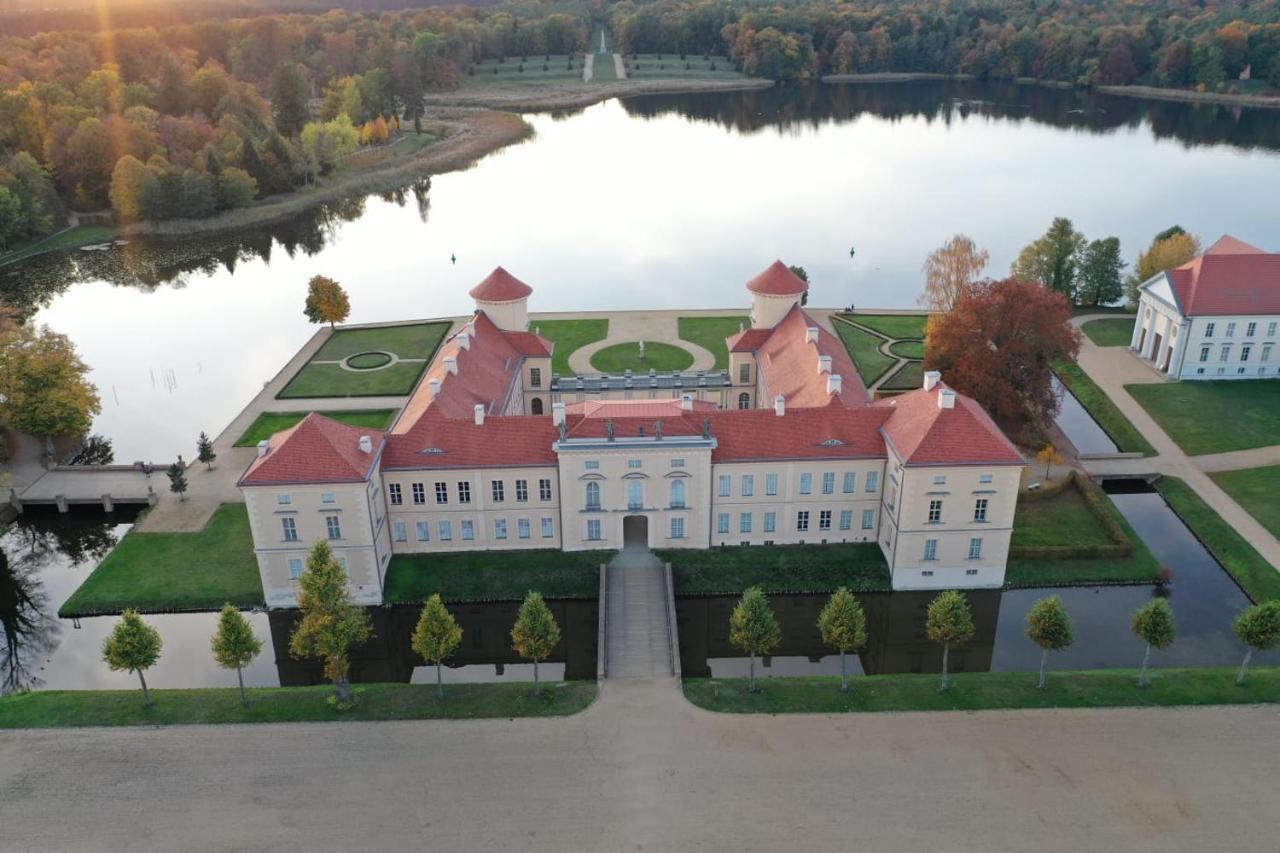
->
888, 339, 926, 359
678, 316, 749, 370
1155, 476, 1280, 603
1126, 381, 1280, 455
59, 504, 262, 617
278, 321, 450, 399
530, 318, 609, 376
1082, 317, 1136, 347
0, 224, 120, 267
313, 322, 450, 361
0, 682, 597, 729
683, 668, 1280, 714
590, 341, 694, 373
834, 319, 896, 386
662, 543, 891, 595
1011, 483, 1120, 552
1055, 362, 1156, 456
841, 313, 928, 339
385, 549, 607, 603
466, 56, 583, 85
234, 409, 397, 446
624, 54, 743, 79
879, 361, 924, 392
1209, 465, 1280, 540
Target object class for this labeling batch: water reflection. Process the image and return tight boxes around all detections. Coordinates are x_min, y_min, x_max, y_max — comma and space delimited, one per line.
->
1052, 376, 1120, 456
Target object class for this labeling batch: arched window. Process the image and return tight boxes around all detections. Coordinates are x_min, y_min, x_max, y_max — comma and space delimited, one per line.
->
738, 392, 751, 410
670, 479, 685, 509
530, 398, 544, 415
585, 481, 600, 510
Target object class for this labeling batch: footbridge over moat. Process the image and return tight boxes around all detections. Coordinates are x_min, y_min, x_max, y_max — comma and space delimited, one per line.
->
598, 547, 681, 681
11, 466, 160, 513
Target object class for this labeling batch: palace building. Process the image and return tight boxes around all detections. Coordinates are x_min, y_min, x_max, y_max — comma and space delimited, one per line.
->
238, 263, 1026, 608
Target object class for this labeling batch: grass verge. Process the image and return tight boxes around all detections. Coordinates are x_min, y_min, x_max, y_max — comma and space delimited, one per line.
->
833, 319, 895, 386
59, 503, 262, 617
677, 316, 749, 370
879, 361, 924, 392
531, 318, 609, 375
1082, 317, 1135, 347
278, 362, 426, 398
385, 548, 607, 603
234, 409, 396, 446
662, 543, 891, 595
842, 313, 927, 339
0, 681, 597, 728
590, 340, 694, 373
1154, 475, 1280, 603
1054, 361, 1156, 456
1126, 380, 1280, 455
683, 668, 1279, 714
1209, 464, 1280, 540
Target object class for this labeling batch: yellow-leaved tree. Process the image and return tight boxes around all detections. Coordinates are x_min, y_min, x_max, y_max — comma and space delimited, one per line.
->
1126, 229, 1200, 308
919, 234, 989, 314
303, 275, 351, 328
0, 323, 101, 457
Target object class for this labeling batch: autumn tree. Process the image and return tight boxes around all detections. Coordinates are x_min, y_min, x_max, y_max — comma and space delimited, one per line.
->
816, 587, 867, 692
211, 604, 263, 706
1036, 444, 1063, 479
1011, 217, 1086, 303
926, 590, 974, 691
1126, 229, 1201, 308
924, 278, 1081, 442
1025, 596, 1073, 689
303, 275, 350, 328
1077, 236, 1125, 307
289, 540, 372, 706
411, 593, 463, 700
1232, 600, 1280, 686
919, 234, 989, 313
729, 586, 780, 693
197, 431, 216, 469
510, 591, 560, 696
103, 610, 163, 706
0, 324, 101, 457
1131, 598, 1176, 688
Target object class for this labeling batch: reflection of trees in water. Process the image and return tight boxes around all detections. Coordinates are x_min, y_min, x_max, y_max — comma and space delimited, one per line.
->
0, 536, 60, 693
620, 80, 1280, 153
0, 178, 432, 318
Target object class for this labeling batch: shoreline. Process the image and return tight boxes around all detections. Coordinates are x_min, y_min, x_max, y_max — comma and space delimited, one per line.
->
423, 76, 773, 112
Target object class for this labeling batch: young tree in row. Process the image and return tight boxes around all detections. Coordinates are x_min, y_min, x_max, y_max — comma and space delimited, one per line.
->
729, 586, 780, 693
0, 324, 101, 458
919, 234, 989, 313
103, 610, 163, 707
1233, 600, 1280, 686
212, 604, 263, 707
304, 275, 351, 329
817, 587, 867, 693
1011, 217, 1085, 302
927, 590, 974, 692
412, 593, 463, 700
511, 591, 560, 696
1025, 596, 1073, 689
167, 462, 188, 501
289, 540, 372, 706
197, 432, 216, 470
1132, 598, 1176, 688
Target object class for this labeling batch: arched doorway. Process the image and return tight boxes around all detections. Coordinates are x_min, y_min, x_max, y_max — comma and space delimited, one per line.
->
622, 515, 648, 549
530, 398, 544, 415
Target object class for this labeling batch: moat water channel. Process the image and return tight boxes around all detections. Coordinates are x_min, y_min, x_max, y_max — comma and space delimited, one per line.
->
4, 480, 1272, 695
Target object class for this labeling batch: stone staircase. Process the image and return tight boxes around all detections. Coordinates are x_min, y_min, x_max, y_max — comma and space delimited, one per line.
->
603, 547, 676, 679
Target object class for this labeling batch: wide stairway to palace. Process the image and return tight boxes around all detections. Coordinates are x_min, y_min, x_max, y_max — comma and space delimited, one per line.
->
603, 547, 676, 679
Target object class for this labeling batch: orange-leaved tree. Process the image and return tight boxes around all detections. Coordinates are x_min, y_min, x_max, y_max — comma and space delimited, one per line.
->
303, 275, 351, 328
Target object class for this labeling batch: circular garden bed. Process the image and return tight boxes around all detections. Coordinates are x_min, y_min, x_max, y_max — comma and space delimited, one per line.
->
345, 351, 394, 370
888, 339, 926, 360
590, 341, 695, 373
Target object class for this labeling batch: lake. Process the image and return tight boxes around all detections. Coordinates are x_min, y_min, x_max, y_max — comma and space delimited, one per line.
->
7, 79, 1280, 462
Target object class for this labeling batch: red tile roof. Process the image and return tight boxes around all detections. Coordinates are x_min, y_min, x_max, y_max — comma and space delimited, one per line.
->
502, 330, 553, 357
745, 261, 809, 296
565, 399, 718, 419
727, 328, 773, 352
707, 401, 891, 462
1164, 236, 1280, 317
753, 304, 869, 407
469, 266, 533, 302
874, 384, 1024, 467
239, 413, 381, 486
383, 409, 559, 470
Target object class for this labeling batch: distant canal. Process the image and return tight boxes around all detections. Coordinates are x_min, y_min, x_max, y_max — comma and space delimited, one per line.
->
8, 79, 1280, 461
1052, 376, 1120, 456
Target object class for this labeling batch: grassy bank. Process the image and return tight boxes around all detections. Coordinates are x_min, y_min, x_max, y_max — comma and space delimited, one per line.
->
59, 503, 262, 617
235, 409, 397, 446
1209, 465, 1280, 540
0, 224, 119, 267
1126, 380, 1280, 455
385, 548, 606, 603
683, 667, 1280, 714
0, 681, 597, 729
1154, 476, 1280, 603
1054, 361, 1156, 456
662, 543, 890, 595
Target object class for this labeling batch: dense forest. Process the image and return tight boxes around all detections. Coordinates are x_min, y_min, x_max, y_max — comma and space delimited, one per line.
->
1, 0, 1278, 245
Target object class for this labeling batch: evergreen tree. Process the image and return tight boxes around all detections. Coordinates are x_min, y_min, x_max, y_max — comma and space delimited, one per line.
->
211, 604, 263, 706
511, 591, 560, 696
816, 587, 867, 692
926, 590, 974, 691
269, 62, 310, 136
102, 610, 163, 706
166, 462, 188, 501
196, 431, 216, 469
411, 594, 463, 699
1025, 596, 1073, 689
1232, 601, 1280, 686
729, 586, 780, 693
289, 540, 372, 705
1131, 598, 1176, 687
238, 137, 271, 198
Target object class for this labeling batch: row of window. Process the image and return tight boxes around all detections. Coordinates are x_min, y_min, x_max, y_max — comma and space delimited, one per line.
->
1195, 366, 1279, 376
392, 517, 555, 543
389, 478, 554, 506
288, 554, 348, 580
277, 492, 336, 505
716, 508, 879, 535
281, 515, 341, 542
1204, 321, 1277, 340
922, 537, 984, 561
716, 470, 881, 499
1198, 343, 1273, 364
926, 498, 989, 525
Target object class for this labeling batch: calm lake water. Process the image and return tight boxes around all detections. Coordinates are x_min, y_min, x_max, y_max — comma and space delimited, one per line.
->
6, 80, 1280, 461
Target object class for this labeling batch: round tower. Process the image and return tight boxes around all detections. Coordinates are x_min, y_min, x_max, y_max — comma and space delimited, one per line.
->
746, 260, 809, 328
469, 266, 533, 331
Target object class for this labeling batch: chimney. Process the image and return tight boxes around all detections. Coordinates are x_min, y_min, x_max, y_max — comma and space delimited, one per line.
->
358, 435, 373, 454
552, 401, 566, 427
457, 333, 471, 350
827, 374, 842, 395
428, 377, 442, 399
774, 394, 786, 417
805, 326, 819, 344
681, 393, 693, 411
474, 404, 485, 426
444, 356, 458, 375
938, 389, 957, 410
256, 439, 269, 458
923, 370, 941, 392
817, 355, 832, 374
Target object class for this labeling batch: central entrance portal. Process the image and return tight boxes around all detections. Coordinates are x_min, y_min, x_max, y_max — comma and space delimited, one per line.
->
622, 515, 648, 549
